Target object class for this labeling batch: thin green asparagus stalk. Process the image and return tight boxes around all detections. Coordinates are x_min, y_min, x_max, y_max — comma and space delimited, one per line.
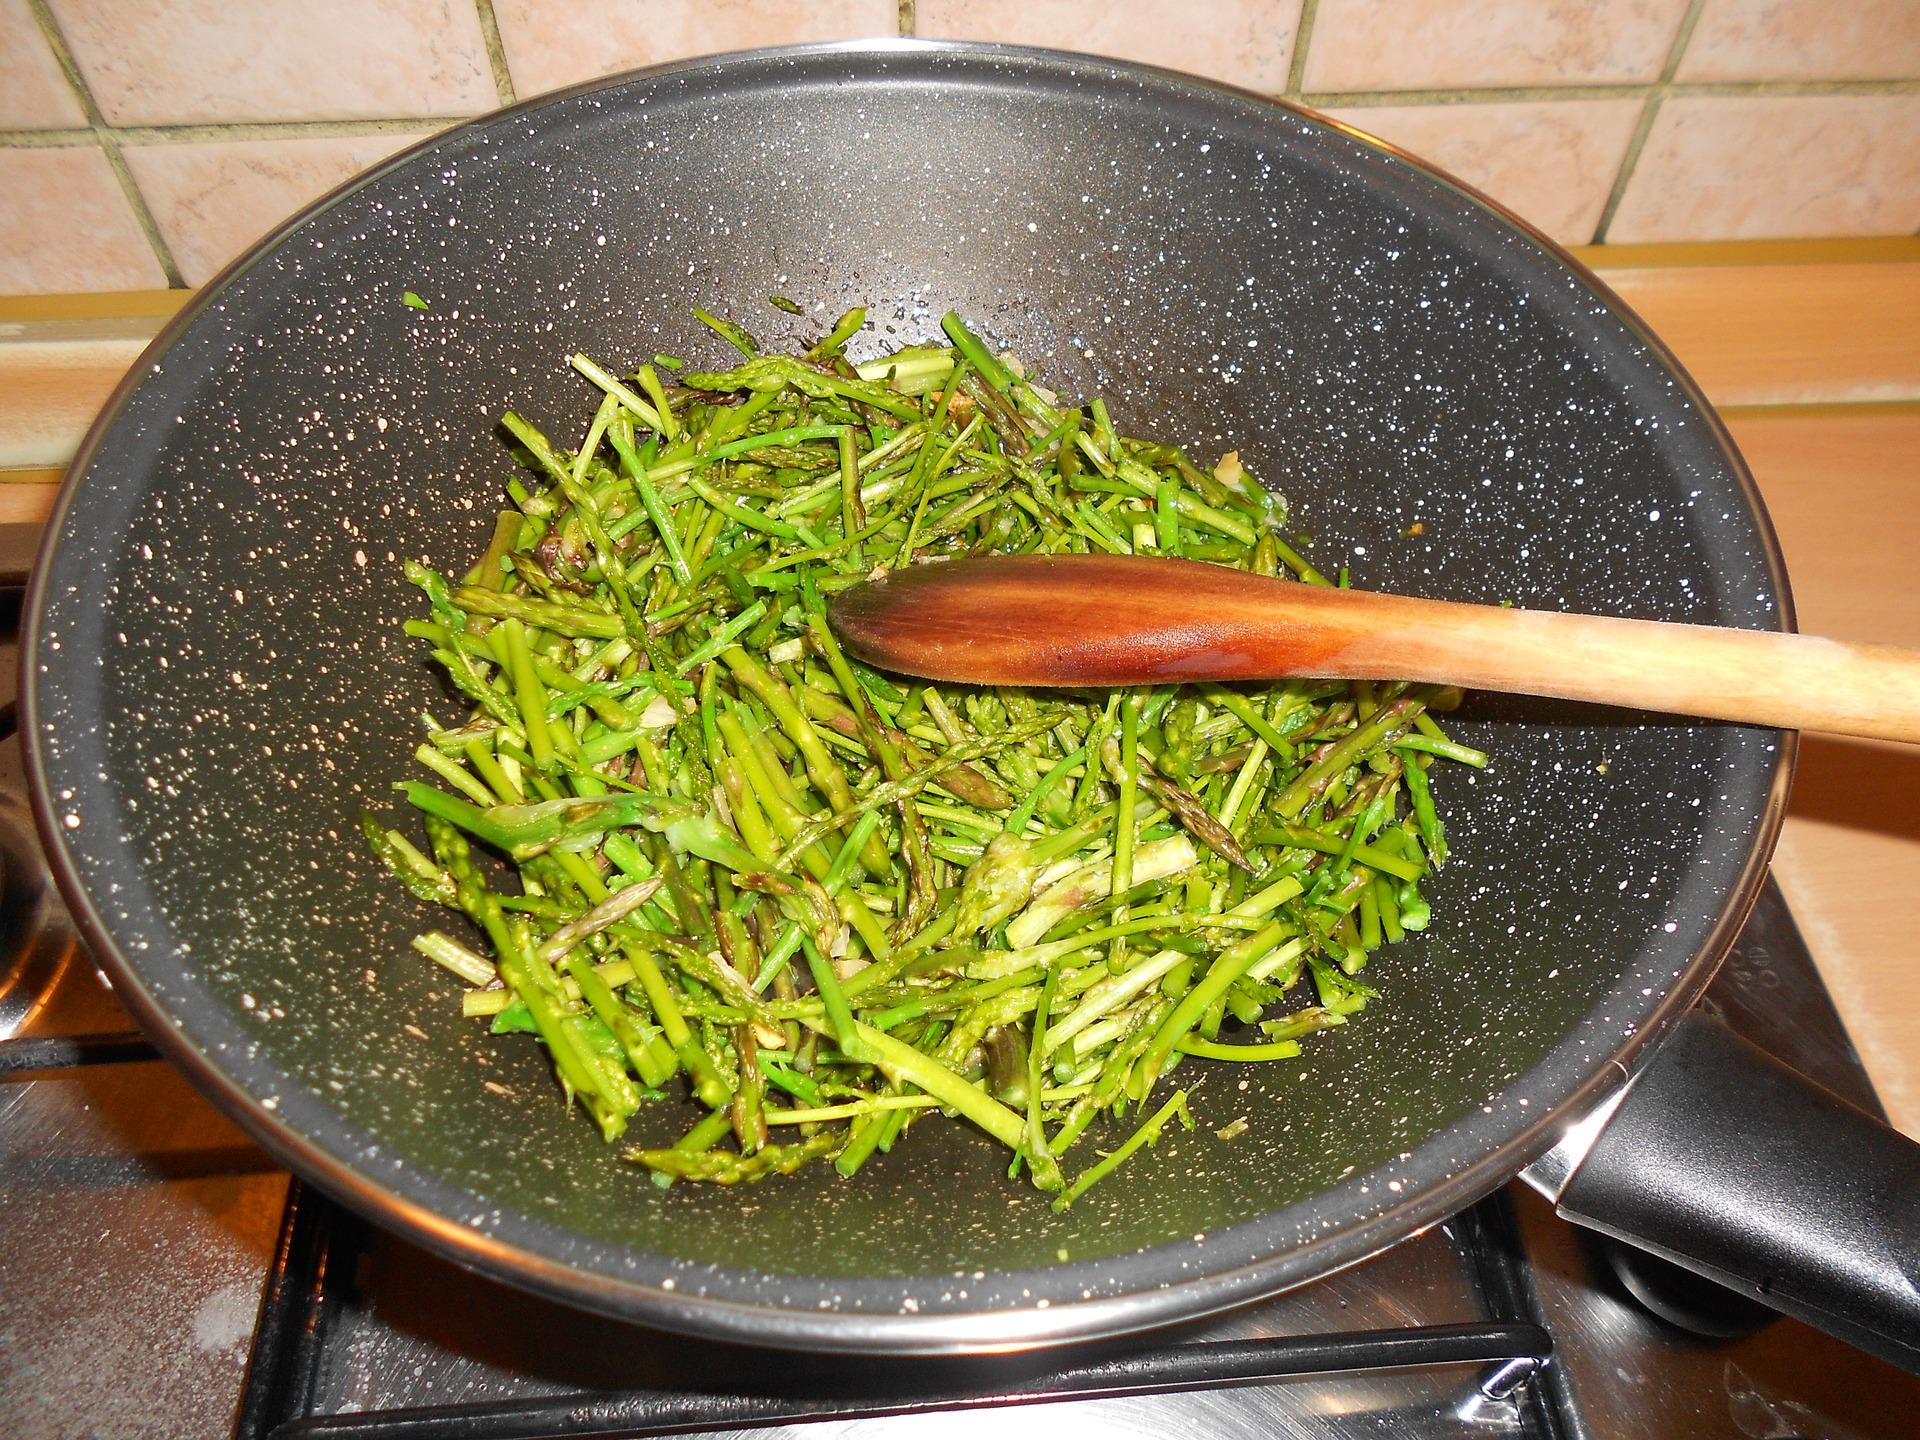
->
376, 313, 1481, 1193
1053, 1090, 1192, 1211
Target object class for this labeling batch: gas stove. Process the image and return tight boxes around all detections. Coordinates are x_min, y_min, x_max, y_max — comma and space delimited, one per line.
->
1, 519, 1914, 1440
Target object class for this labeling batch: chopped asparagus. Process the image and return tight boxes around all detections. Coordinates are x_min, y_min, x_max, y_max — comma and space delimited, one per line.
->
366, 310, 1477, 1194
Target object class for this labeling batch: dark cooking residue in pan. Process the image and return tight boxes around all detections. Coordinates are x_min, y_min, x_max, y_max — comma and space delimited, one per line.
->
373, 309, 1484, 1203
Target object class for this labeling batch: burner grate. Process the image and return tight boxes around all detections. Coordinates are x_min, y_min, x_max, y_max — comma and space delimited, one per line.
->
0, 1028, 157, 1072
230, 1181, 1558, 1440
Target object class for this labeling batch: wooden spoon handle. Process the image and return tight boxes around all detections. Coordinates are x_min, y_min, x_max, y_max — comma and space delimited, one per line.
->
1350, 592, 1920, 742
827, 554, 1920, 743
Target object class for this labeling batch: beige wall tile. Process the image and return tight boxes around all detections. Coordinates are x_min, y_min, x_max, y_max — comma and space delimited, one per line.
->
1304, 0, 1688, 91
47, 0, 494, 125
1608, 95, 1920, 242
917, 0, 1303, 93
0, 147, 167, 292
1677, 0, 1920, 83
0, 0, 86, 129
123, 132, 431, 286
492, 0, 899, 98
1322, 99, 1642, 244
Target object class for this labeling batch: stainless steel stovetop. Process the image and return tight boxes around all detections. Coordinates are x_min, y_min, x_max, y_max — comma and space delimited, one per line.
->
1, 531, 1914, 1439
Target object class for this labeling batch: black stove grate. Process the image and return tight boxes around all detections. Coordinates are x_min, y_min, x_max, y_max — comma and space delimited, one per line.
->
224, 1180, 1559, 1440
0, 1028, 157, 1073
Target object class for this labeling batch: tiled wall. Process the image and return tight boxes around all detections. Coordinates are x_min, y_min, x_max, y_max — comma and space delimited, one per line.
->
3, 0, 1917, 292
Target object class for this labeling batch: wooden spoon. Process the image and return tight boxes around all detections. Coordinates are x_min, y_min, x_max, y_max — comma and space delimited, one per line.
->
826, 553, 1920, 743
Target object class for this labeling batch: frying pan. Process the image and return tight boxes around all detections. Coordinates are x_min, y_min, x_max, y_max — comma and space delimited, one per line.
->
25, 41, 1920, 1365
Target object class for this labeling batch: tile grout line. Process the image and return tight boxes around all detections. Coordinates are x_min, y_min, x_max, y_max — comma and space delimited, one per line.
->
1303, 82, 1651, 107
1282, 0, 1322, 100
1673, 77, 1920, 97
0, 128, 94, 147
1297, 76, 1920, 109
472, 0, 517, 106
16, 118, 467, 147
1589, 110, 1659, 245
24, 0, 184, 287
1593, 0, 1709, 245
5, 77, 1910, 154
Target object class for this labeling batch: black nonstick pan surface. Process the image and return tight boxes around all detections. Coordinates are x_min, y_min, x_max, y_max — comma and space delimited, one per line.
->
30, 41, 1914, 1359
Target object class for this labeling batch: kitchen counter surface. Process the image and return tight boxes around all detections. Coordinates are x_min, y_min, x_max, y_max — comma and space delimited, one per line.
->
4, 237, 1917, 1134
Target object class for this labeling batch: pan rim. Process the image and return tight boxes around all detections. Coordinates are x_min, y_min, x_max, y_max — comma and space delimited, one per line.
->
21, 36, 1796, 1353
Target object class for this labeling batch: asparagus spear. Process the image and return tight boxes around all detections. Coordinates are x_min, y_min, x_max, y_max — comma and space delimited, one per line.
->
369, 309, 1479, 1195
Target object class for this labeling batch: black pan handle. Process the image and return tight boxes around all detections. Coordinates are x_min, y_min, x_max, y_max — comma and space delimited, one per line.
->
1553, 1010, 1920, 1372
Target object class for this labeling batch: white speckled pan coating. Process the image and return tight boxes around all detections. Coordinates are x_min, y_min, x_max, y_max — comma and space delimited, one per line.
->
23, 41, 1791, 1351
